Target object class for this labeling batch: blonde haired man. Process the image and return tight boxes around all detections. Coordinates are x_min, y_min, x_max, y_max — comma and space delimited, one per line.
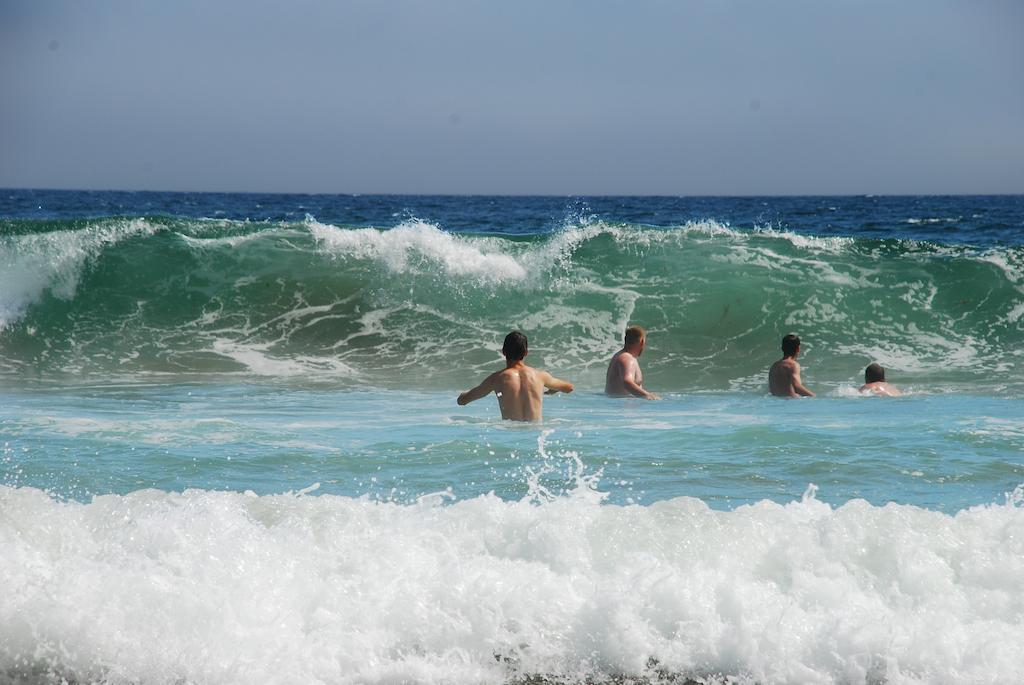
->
605, 326, 659, 400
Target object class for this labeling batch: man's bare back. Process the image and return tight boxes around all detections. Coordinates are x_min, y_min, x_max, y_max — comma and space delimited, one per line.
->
457, 331, 573, 421
769, 358, 808, 397
859, 381, 902, 397
458, 362, 572, 421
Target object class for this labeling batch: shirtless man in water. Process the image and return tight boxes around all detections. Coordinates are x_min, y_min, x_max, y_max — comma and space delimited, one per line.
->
605, 325, 659, 400
768, 333, 815, 397
457, 331, 574, 421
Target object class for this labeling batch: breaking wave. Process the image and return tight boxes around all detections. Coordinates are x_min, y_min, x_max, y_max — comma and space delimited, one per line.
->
1, 216, 1022, 392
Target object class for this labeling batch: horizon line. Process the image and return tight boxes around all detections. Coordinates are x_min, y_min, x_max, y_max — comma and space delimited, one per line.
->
4, 186, 1023, 200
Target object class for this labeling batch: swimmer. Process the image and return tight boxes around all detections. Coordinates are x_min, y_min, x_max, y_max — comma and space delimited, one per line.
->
457, 330, 574, 421
605, 325, 659, 400
768, 333, 815, 397
859, 363, 902, 396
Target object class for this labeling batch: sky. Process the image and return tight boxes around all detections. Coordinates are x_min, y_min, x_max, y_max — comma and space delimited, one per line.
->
1, 0, 1022, 195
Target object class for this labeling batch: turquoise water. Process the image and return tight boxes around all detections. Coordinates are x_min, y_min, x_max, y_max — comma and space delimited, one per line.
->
4, 384, 1023, 513
2, 192, 1024, 684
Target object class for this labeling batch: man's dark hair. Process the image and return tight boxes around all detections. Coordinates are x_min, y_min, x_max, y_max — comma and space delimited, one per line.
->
502, 330, 528, 361
781, 333, 801, 357
865, 363, 885, 383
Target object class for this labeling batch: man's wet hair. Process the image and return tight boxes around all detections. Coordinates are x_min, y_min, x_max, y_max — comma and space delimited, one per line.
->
781, 333, 801, 357
624, 325, 646, 347
502, 330, 528, 361
865, 363, 885, 383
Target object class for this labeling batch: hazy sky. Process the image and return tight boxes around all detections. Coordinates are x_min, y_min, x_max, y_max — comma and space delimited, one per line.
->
2, 1, 1022, 195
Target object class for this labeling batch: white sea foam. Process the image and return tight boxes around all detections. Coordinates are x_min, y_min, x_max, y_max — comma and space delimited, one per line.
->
752, 226, 855, 253
28, 414, 244, 446
1007, 302, 1024, 325
309, 218, 529, 283
210, 339, 360, 378
306, 217, 784, 286
976, 251, 1024, 290
177, 231, 266, 249
905, 217, 960, 225
595, 219, 853, 256
2, 483, 1022, 684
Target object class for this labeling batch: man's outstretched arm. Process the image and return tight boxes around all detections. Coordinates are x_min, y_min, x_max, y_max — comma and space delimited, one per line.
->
458, 374, 496, 405
542, 371, 574, 395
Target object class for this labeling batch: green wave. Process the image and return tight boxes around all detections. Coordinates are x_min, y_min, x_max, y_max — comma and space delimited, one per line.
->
1, 216, 1022, 393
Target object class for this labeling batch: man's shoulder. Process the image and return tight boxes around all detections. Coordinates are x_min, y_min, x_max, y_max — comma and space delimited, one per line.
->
480, 369, 504, 385
870, 382, 901, 396
493, 365, 524, 380
527, 365, 549, 380
498, 363, 538, 378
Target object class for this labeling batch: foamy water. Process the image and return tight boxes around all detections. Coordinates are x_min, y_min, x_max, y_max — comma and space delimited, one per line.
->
3, 482, 1023, 684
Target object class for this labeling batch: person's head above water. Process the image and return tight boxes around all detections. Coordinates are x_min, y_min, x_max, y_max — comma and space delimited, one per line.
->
865, 362, 885, 383
624, 325, 646, 353
781, 333, 801, 358
502, 330, 528, 361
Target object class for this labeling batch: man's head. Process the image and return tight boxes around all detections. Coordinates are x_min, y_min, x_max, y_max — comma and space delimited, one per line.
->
781, 333, 801, 357
502, 330, 528, 361
624, 325, 646, 354
865, 363, 885, 383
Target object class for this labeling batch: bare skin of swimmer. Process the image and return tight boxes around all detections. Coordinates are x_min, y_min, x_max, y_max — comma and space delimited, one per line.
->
859, 363, 901, 396
769, 338, 814, 398
605, 331, 658, 400
860, 380, 902, 397
458, 337, 573, 421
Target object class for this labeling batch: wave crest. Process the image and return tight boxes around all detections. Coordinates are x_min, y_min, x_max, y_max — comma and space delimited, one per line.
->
311, 218, 530, 282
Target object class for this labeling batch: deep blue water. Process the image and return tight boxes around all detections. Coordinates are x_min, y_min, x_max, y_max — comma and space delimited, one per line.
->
5, 188, 1023, 244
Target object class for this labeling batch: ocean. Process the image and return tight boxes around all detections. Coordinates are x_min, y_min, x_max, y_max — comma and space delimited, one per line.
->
2, 190, 1023, 684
